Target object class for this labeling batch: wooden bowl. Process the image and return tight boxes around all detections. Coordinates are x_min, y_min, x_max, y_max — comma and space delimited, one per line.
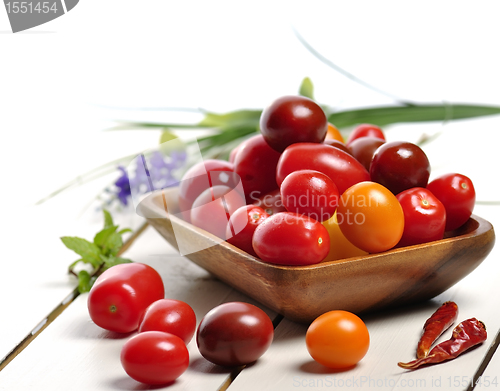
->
139, 188, 495, 324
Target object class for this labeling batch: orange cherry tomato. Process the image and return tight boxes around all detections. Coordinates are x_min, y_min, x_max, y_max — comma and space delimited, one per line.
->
321, 212, 368, 261
337, 181, 404, 253
306, 310, 370, 369
325, 123, 344, 143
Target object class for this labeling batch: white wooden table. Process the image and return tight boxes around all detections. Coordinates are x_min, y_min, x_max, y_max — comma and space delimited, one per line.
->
0, 117, 500, 391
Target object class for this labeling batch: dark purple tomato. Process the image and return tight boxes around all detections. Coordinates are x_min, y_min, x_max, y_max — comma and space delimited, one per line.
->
323, 139, 352, 156
226, 205, 270, 257
233, 134, 281, 202
427, 173, 476, 231
370, 141, 430, 195
396, 187, 446, 247
260, 95, 328, 152
347, 137, 386, 171
276, 143, 370, 195
280, 170, 339, 222
196, 302, 274, 367
252, 212, 330, 265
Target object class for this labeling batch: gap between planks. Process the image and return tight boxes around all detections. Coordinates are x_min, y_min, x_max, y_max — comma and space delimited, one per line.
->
0, 221, 150, 372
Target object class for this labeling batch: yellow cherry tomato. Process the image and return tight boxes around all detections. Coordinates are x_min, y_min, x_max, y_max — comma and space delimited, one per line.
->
325, 123, 344, 143
322, 212, 368, 261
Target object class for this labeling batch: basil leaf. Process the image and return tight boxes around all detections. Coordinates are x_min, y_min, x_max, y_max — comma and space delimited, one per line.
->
299, 77, 314, 100
60, 237, 102, 268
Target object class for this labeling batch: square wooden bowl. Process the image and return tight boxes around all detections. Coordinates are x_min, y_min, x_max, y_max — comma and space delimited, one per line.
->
139, 188, 495, 323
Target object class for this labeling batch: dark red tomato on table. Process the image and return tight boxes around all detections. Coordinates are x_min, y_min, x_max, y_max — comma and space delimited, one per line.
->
121, 331, 189, 385
252, 189, 287, 216
396, 187, 446, 247
233, 134, 281, 202
276, 143, 370, 195
178, 159, 239, 222
196, 302, 274, 367
346, 123, 385, 146
138, 299, 197, 344
252, 212, 330, 265
370, 141, 431, 195
280, 169, 339, 222
87, 263, 165, 333
190, 185, 246, 239
427, 173, 476, 231
347, 136, 386, 171
260, 95, 328, 152
226, 205, 269, 257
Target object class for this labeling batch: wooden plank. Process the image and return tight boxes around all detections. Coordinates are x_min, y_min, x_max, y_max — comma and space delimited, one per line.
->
0, 224, 277, 390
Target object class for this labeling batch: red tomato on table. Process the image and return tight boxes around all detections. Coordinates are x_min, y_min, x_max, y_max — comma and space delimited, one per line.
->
226, 205, 270, 257
87, 263, 165, 333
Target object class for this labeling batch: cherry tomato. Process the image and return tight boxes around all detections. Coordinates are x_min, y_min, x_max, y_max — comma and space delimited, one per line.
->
427, 173, 476, 231
322, 212, 368, 261
87, 263, 165, 333
337, 181, 404, 253
260, 95, 328, 152
347, 136, 386, 171
325, 123, 344, 143
280, 169, 339, 222
233, 134, 281, 202
190, 185, 246, 239
138, 299, 197, 344
306, 310, 370, 369
178, 159, 239, 222
226, 205, 270, 257
121, 331, 189, 385
370, 141, 431, 195
252, 212, 330, 265
196, 302, 274, 367
276, 143, 370, 195
346, 123, 385, 146
252, 189, 287, 216
396, 187, 446, 247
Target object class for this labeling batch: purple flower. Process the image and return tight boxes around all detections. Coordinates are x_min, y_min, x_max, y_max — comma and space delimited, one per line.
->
114, 166, 131, 206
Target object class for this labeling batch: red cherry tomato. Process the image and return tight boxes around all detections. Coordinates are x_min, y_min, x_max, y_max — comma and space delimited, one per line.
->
260, 95, 328, 152
347, 136, 386, 171
190, 185, 246, 239
226, 205, 270, 257
280, 169, 339, 222
370, 141, 431, 195
252, 212, 330, 265
346, 123, 385, 146
323, 138, 352, 155
396, 187, 446, 247
276, 143, 370, 195
138, 299, 197, 344
337, 181, 404, 253
252, 189, 287, 216
306, 310, 370, 369
87, 263, 165, 333
233, 134, 281, 202
196, 302, 274, 367
427, 173, 476, 231
178, 159, 239, 222
121, 331, 189, 385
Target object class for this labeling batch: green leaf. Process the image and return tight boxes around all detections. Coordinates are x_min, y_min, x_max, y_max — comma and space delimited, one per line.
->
299, 77, 314, 100
328, 103, 500, 129
93, 225, 118, 249
198, 109, 262, 130
60, 237, 102, 268
102, 209, 114, 228
159, 129, 178, 144
118, 228, 133, 235
104, 232, 123, 256
77, 270, 95, 293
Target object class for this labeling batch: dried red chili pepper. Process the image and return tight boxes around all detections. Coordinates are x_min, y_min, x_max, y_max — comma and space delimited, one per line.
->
398, 318, 487, 370
417, 301, 458, 358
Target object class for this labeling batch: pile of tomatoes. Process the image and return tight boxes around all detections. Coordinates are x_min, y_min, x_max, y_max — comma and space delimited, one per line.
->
180, 95, 476, 265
